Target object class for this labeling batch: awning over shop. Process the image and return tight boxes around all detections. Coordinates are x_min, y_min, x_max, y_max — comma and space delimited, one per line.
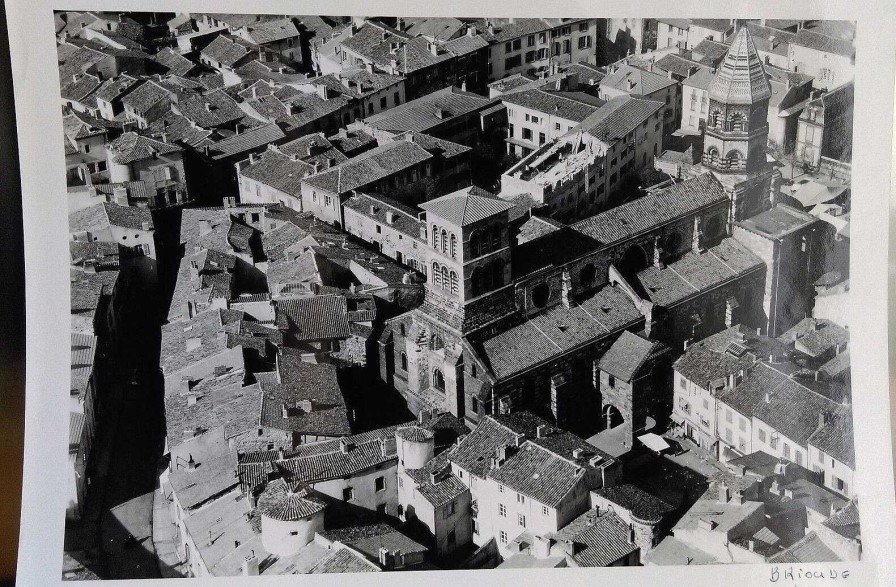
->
638, 433, 671, 453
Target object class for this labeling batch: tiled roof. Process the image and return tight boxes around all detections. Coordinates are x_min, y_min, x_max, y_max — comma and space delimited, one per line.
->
69, 201, 153, 233
278, 132, 347, 168
468, 18, 569, 43
243, 92, 348, 134
592, 484, 674, 524
779, 318, 849, 358
259, 354, 351, 437
152, 47, 197, 76
691, 38, 731, 65
275, 428, 399, 484
343, 193, 423, 240
275, 295, 351, 341
257, 478, 326, 521
94, 74, 141, 102
163, 370, 263, 448
177, 89, 244, 128
70, 332, 97, 400
320, 523, 428, 558
447, 413, 548, 478
708, 26, 772, 105
575, 95, 663, 145
62, 113, 104, 142
419, 186, 512, 227
405, 454, 468, 508
597, 330, 664, 382
808, 406, 854, 468
674, 325, 786, 388
240, 149, 314, 195
442, 34, 489, 56
206, 123, 286, 160
120, 80, 170, 114
572, 173, 727, 245
487, 442, 586, 507
60, 73, 102, 102
752, 379, 842, 447
682, 66, 717, 91
302, 139, 433, 194
58, 45, 107, 83
327, 128, 377, 156
744, 24, 795, 58
654, 54, 705, 78
600, 64, 677, 96
768, 531, 840, 563
566, 510, 640, 566
148, 112, 214, 148
107, 131, 182, 164
200, 34, 254, 68
309, 547, 380, 573
161, 308, 243, 375
403, 17, 465, 41
244, 18, 300, 45
481, 285, 642, 380
716, 362, 783, 418
363, 86, 495, 134
69, 412, 86, 449
635, 238, 764, 307
823, 500, 859, 539
342, 23, 458, 74
501, 88, 599, 123
792, 29, 855, 58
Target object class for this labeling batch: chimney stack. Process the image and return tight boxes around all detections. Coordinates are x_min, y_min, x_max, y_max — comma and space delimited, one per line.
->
536, 424, 549, 438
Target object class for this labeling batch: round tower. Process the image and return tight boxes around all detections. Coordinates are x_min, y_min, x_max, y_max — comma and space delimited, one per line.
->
396, 426, 435, 471
257, 479, 325, 557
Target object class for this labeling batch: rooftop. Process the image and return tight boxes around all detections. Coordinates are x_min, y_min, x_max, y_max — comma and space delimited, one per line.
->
572, 173, 727, 245
597, 330, 666, 383
363, 86, 496, 134
600, 63, 677, 96
419, 185, 512, 227
480, 284, 642, 380
708, 26, 772, 105
501, 88, 600, 123
736, 204, 817, 239
107, 132, 182, 164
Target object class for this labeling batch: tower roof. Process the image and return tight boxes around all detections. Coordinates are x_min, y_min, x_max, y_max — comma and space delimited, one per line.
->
420, 186, 513, 227
708, 25, 771, 105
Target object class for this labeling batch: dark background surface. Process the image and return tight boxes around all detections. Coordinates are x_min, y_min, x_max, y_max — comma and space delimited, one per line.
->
0, 0, 26, 585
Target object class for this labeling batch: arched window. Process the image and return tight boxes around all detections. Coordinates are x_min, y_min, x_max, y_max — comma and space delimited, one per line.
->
491, 259, 504, 289
532, 283, 550, 308
432, 226, 440, 250
433, 369, 445, 391
490, 227, 501, 251
470, 231, 481, 258
399, 323, 406, 337
400, 352, 408, 371
432, 262, 442, 287
441, 229, 448, 254
450, 271, 459, 294
579, 263, 596, 286
726, 150, 743, 170
441, 265, 450, 290
450, 233, 457, 258
729, 112, 744, 132
470, 267, 481, 296
707, 147, 719, 165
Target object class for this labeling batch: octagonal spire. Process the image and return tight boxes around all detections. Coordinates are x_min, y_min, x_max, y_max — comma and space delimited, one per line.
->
708, 25, 771, 105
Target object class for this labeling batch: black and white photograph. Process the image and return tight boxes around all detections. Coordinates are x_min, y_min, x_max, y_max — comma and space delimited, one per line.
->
1, 4, 889, 584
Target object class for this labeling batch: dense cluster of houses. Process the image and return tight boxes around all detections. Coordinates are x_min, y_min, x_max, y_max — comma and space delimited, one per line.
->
60, 11, 858, 575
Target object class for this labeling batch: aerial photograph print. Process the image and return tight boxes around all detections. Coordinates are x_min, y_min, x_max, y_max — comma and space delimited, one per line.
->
56, 12, 858, 579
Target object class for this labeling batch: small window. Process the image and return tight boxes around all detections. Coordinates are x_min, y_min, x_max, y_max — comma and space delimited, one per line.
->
542, 505, 549, 515
517, 493, 525, 504
471, 396, 480, 414
290, 530, 299, 536
375, 476, 385, 492
499, 504, 506, 517
498, 485, 504, 493
251, 213, 260, 223
518, 513, 526, 527
343, 487, 354, 501
500, 531, 508, 544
